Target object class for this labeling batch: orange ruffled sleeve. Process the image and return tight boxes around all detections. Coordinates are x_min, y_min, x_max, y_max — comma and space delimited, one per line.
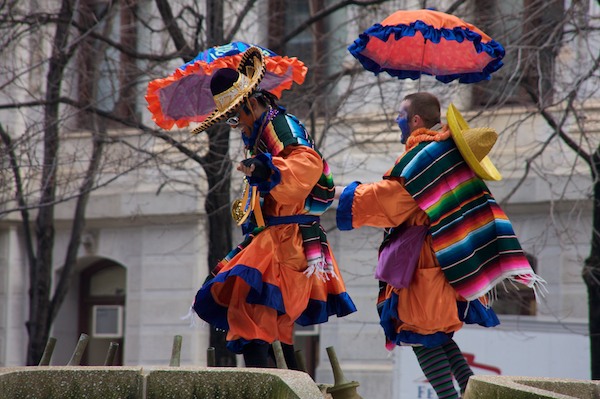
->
350, 178, 421, 229
261, 146, 323, 215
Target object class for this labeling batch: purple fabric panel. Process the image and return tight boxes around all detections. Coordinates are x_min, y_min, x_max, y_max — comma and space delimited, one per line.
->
375, 225, 428, 288
158, 74, 214, 120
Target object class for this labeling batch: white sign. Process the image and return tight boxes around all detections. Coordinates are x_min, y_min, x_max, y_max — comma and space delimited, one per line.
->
392, 318, 589, 399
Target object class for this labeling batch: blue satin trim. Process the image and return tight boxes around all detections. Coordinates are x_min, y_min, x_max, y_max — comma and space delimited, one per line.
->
194, 265, 284, 331
296, 292, 357, 326
336, 181, 361, 231
265, 215, 320, 226
458, 299, 500, 327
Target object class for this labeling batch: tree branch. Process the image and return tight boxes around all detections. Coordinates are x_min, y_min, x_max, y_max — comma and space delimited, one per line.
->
0, 124, 36, 267
49, 121, 106, 324
0, 96, 206, 166
154, 0, 196, 62
445, 0, 469, 15
276, 0, 390, 48
224, 0, 257, 43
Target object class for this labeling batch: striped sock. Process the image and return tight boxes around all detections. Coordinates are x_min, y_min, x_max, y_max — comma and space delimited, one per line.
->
442, 339, 474, 394
413, 345, 459, 399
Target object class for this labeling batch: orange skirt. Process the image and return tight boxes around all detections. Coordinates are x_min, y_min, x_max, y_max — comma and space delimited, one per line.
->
378, 265, 499, 348
193, 223, 356, 353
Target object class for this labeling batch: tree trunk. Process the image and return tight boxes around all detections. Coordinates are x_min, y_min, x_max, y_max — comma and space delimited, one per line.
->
204, 123, 235, 366
26, 0, 74, 366
204, 0, 234, 366
584, 148, 600, 379
50, 120, 106, 326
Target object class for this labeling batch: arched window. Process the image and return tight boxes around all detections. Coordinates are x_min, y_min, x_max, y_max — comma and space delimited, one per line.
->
79, 259, 126, 365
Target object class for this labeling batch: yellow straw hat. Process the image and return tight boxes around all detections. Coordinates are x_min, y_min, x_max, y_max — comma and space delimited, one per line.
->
446, 103, 502, 181
191, 47, 266, 134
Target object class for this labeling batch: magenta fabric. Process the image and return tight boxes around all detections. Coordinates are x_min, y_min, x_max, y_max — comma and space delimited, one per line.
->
376, 225, 428, 289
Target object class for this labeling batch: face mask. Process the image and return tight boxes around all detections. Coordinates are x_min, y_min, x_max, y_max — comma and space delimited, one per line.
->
396, 115, 410, 144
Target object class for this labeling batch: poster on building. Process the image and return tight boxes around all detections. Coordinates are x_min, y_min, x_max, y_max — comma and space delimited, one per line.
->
392, 319, 589, 399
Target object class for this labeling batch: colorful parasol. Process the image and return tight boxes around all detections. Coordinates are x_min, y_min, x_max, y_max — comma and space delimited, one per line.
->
146, 41, 308, 130
348, 9, 505, 84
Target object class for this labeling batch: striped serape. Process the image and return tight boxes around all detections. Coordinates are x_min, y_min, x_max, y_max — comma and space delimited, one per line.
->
386, 139, 544, 301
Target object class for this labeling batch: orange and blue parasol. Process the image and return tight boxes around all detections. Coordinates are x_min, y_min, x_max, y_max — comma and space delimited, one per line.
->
146, 41, 307, 130
348, 9, 505, 84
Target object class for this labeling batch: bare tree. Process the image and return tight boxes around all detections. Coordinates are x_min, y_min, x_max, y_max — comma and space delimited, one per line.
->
0, 0, 394, 366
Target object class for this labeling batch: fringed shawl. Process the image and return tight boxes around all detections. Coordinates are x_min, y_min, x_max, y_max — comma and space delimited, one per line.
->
385, 138, 544, 301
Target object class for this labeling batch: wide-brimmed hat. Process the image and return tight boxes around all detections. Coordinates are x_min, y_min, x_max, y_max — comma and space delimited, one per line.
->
446, 103, 502, 181
191, 47, 266, 134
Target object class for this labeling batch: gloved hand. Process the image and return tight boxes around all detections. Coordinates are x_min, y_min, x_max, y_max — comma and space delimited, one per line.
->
241, 157, 271, 180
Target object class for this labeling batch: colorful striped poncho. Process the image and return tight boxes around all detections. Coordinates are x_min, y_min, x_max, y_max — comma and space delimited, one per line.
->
385, 139, 545, 301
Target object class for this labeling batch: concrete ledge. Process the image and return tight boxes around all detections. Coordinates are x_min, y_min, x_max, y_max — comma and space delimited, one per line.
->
0, 366, 143, 399
464, 376, 600, 399
145, 367, 323, 399
0, 366, 323, 399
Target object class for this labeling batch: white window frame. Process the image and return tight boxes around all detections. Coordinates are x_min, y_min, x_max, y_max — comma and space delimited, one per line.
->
294, 324, 319, 336
92, 305, 124, 338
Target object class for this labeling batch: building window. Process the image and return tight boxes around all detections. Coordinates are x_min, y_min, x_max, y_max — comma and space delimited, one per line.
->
76, 0, 139, 129
471, 0, 563, 108
79, 260, 127, 365
267, 0, 338, 119
491, 253, 538, 316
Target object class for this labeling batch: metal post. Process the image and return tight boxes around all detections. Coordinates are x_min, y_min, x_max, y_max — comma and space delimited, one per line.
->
67, 333, 90, 366
169, 335, 182, 367
294, 349, 308, 373
207, 347, 216, 367
38, 337, 57, 366
325, 346, 363, 399
272, 340, 288, 369
103, 342, 119, 366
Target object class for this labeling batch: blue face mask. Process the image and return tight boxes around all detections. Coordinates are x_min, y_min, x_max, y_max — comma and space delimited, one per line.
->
396, 115, 410, 144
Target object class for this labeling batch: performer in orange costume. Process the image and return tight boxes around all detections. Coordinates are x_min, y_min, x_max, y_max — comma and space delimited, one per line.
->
336, 93, 543, 398
192, 47, 356, 368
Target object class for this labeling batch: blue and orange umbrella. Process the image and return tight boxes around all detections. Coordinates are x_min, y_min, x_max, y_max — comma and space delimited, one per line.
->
348, 9, 505, 84
146, 41, 307, 130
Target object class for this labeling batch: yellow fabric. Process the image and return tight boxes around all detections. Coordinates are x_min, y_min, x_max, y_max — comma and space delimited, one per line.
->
251, 187, 265, 227
446, 103, 502, 181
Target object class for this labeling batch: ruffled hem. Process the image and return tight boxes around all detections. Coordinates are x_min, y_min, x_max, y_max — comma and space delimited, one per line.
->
296, 292, 357, 326
146, 55, 307, 130
348, 20, 505, 84
379, 294, 498, 348
193, 264, 357, 334
193, 265, 284, 331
